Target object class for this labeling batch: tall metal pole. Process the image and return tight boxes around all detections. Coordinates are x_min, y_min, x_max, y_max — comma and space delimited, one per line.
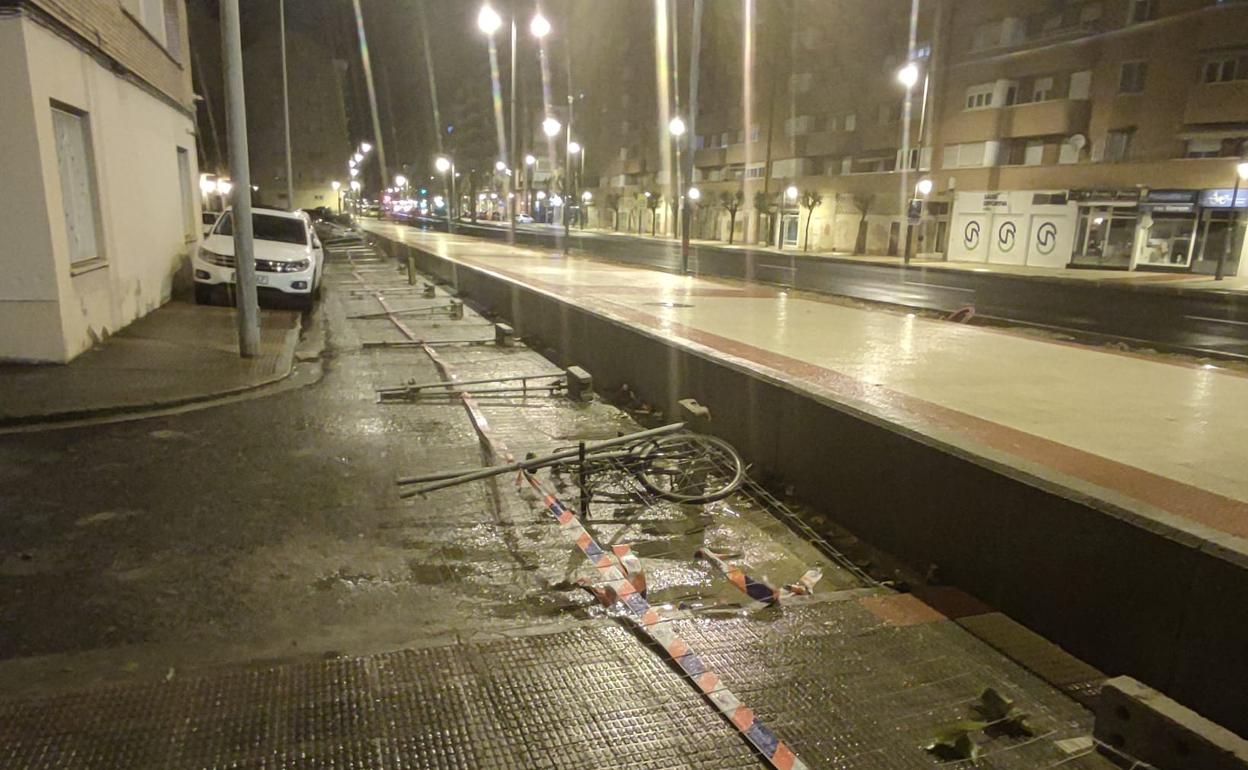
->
352, 0, 388, 202
220, 0, 259, 357
564, 94, 573, 238
508, 17, 517, 243
279, 0, 294, 210
899, 0, 919, 265
681, 0, 703, 273
1216, 165, 1243, 281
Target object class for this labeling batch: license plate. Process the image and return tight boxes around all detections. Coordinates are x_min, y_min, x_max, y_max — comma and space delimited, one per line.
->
228, 271, 269, 286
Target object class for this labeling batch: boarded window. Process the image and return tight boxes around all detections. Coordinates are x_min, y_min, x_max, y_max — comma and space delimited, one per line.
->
51, 106, 101, 265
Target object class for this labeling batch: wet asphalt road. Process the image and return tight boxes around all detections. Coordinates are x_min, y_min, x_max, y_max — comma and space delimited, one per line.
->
0, 250, 837, 697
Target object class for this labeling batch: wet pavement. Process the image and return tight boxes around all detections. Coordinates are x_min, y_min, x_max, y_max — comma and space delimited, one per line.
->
0, 238, 1115, 768
0, 302, 300, 425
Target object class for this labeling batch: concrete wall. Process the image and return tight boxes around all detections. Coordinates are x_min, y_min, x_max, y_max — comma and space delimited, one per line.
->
0, 15, 199, 362
379, 232, 1248, 738
0, 16, 66, 362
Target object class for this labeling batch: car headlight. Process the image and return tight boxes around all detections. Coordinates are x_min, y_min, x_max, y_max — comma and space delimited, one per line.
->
199, 248, 234, 267
256, 258, 310, 273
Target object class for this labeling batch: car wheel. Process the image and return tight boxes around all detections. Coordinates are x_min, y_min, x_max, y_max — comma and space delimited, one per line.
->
194, 283, 215, 305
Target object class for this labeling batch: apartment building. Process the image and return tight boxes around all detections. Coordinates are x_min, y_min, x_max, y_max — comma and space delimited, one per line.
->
937, 0, 1248, 275
0, 0, 199, 362
579, 0, 1247, 274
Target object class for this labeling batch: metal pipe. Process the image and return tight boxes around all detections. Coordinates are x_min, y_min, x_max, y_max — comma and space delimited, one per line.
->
220, 0, 259, 357
279, 0, 294, 210
380, 372, 565, 392
396, 423, 686, 489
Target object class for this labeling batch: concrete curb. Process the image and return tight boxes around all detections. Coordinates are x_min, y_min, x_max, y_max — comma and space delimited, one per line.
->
0, 313, 309, 430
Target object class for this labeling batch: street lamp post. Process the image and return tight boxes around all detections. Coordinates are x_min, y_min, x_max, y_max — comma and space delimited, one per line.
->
903, 177, 933, 266
896, 60, 930, 266
669, 116, 691, 272
524, 153, 536, 216
331, 180, 342, 214
435, 156, 455, 234
1216, 160, 1248, 281
779, 185, 798, 250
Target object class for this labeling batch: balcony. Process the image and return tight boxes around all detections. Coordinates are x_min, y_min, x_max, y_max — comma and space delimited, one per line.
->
1184, 81, 1248, 126
693, 147, 726, 168
797, 131, 851, 157
940, 99, 1090, 144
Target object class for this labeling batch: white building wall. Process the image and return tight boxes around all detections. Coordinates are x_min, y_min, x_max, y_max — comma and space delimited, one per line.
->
0, 17, 66, 362
1, 16, 198, 362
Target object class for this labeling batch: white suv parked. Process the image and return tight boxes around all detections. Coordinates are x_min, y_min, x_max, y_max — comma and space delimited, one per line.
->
194, 207, 324, 310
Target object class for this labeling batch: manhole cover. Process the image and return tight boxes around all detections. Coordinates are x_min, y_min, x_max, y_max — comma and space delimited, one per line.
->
643, 301, 694, 308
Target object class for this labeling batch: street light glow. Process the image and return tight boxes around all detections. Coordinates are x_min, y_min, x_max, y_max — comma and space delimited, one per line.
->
349, 159, 357, 169
435, 156, 452, 173
216, 179, 233, 196
350, 168, 359, 178
581, 191, 592, 202
350, 180, 361, 191
199, 174, 216, 197
668, 116, 686, 137
352, 153, 363, 164
536, 191, 547, 200
495, 160, 507, 172
542, 117, 562, 137
395, 175, 408, 187
1238, 161, 1248, 181
785, 185, 799, 201
331, 180, 341, 191
897, 62, 920, 89
524, 154, 537, 166
688, 186, 701, 201
530, 12, 551, 38
477, 5, 502, 35
568, 141, 581, 154
360, 143, 372, 153
550, 194, 563, 206
915, 178, 934, 196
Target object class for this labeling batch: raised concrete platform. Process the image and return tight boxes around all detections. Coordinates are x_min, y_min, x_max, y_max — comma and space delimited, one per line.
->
363, 221, 1248, 738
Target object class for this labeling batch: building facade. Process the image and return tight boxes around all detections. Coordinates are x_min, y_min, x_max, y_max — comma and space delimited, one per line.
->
577, 0, 1248, 275
0, 0, 199, 363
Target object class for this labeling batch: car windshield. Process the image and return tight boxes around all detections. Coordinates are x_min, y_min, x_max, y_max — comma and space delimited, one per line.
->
214, 212, 307, 245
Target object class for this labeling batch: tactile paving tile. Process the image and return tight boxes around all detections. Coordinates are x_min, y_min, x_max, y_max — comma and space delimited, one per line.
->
0, 600, 1118, 770
0, 624, 759, 770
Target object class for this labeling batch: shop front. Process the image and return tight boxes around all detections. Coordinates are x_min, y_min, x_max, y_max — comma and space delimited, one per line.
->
1191, 187, 1247, 277
948, 190, 1077, 268
1069, 190, 1142, 269
1134, 189, 1246, 276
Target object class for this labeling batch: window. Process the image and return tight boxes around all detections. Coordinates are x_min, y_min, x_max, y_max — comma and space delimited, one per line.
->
215, 212, 308, 245
1119, 62, 1147, 94
943, 142, 993, 168
965, 83, 994, 109
1185, 138, 1224, 158
749, 124, 761, 142
177, 147, 196, 241
1001, 139, 1045, 166
1104, 129, 1134, 162
1069, 70, 1093, 99
1032, 77, 1054, 102
1128, 0, 1153, 24
1202, 55, 1247, 84
51, 105, 102, 266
